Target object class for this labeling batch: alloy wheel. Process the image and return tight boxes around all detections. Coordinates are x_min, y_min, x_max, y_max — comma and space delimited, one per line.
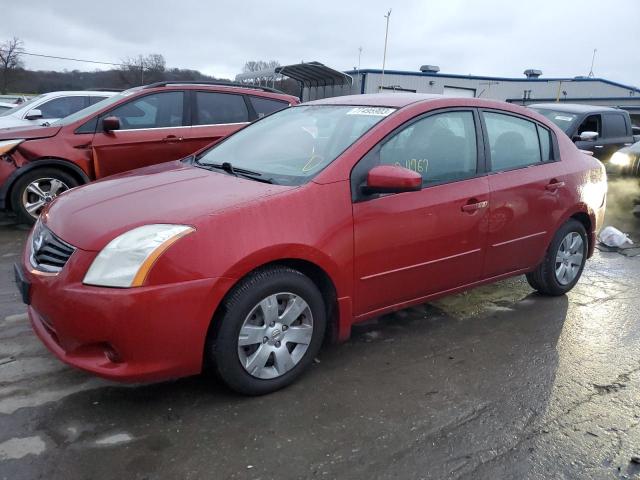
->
21, 178, 70, 219
555, 232, 584, 285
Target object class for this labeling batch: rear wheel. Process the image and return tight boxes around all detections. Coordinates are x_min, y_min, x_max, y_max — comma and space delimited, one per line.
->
210, 266, 326, 395
526, 219, 587, 296
11, 168, 78, 225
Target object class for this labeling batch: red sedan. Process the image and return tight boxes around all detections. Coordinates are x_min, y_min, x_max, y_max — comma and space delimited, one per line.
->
16, 94, 607, 394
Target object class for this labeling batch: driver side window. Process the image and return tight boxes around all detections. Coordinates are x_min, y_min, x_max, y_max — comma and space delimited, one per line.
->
106, 92, 184, 130
577, 114, 601, 136
379, 111, 478, 185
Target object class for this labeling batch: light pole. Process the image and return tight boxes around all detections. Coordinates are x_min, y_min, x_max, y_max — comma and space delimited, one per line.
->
381, 9, 391, 91
588, 48, 597, 78
357, 46, 363, 94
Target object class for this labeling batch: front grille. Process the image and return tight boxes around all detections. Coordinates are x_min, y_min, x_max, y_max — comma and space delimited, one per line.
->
30, 222, 75, 273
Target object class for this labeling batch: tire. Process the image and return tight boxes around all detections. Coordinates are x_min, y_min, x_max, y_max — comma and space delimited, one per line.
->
11, 168, 78, 225
526, 219, 588, 296
210, 266, 326, 395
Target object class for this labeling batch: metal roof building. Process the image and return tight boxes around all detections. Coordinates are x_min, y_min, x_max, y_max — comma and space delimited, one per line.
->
344, 68, 640, 125
236, 62, 640, 125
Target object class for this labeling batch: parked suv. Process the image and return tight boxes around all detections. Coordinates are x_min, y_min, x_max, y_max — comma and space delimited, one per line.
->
529, 103, 638, 163
0, 91, 117, 128
0, 82, 298, 223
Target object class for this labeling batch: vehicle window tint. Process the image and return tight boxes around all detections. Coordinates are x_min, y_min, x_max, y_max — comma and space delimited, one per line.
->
379, 111, 478, 185
537, 125, 552, 161
577, 114, 601, 136
108, 92, 184, 129
249, 96, 288, 118
89, 96, 109, 105
194, 92, 248, 125
484, 112, 541, 171
38, 96, 88, 119
604, 114, 627, 138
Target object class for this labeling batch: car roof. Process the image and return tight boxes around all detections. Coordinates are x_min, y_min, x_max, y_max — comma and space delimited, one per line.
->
528, 103, 621, 114
305, 93, 542, 113
306, 93, 443, 108
138, 83, 298, 102
37, 91, 118, 97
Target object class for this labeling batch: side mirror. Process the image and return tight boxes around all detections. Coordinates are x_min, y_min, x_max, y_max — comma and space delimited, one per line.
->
25, 109, 42, 120
362, 165, 422, 195
102, 116, 121, 132
575, 131, 598, 142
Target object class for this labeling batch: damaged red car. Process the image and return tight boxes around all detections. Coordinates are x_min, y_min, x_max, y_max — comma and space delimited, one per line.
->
16, 94, 607, 394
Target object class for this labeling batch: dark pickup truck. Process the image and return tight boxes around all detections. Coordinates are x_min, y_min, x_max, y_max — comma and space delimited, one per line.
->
529, 103, 639, 163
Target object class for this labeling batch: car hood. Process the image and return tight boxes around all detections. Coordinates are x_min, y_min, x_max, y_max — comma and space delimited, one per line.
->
43, 161, 294, 251
0, 123, 62, 140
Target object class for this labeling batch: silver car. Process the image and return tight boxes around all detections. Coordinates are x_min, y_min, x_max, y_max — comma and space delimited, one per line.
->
0, 91, 117, 128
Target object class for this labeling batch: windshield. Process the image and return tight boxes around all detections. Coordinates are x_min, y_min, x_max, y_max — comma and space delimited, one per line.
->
196, 105, 395, 185
0, 94, 45, 117
51, 93, 128, 126
530, 108, 577, 133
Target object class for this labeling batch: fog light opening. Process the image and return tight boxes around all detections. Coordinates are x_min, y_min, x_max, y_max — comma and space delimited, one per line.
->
104, 345, 123, 364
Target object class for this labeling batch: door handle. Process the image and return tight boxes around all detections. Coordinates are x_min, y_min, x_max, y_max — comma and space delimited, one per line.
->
461, 200, 488, 213
163, 135, 183, 142
545, 181, 565, 191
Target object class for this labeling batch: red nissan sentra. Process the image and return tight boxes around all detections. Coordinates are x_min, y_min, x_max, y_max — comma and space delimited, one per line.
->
16, 94, 607, 395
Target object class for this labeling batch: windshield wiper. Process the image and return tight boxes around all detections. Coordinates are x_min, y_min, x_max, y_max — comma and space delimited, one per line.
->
205, 162, 274, 184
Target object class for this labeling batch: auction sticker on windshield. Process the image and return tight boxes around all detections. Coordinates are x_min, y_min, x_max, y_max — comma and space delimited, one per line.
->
347, 107, 395, 116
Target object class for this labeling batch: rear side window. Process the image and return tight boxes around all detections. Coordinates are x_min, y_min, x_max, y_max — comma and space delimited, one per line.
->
604, 114, 628, 138
379, 110, 478, 185
107, 91, 184, 129
537, 125, 553, 161
89, 96, 109, 105
249, 96, 289, 118
194, 92, 248, 125
38, 96, 88, 119
484, 112, 541, 171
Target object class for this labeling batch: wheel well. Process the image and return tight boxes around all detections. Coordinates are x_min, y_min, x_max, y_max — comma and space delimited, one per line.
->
204, 259, 340, 367
570, 212, 592, 246
6, 160, 89, 210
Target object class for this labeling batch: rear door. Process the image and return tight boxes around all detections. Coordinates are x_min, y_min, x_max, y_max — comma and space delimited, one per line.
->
600, 112, 633, 160
352, 109, 490, 316
481, 110, 566, 278
247, 95, 290, 119
90, 91, 187, 178
182, 91, 250, 153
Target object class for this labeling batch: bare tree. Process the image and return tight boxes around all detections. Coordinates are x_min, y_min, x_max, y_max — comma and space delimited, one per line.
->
242, 60, 280, 73
0, 37, 24, 94
120, 53, 166, 86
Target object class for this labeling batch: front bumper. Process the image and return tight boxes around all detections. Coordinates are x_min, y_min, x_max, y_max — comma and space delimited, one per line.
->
19, 235, 235, 383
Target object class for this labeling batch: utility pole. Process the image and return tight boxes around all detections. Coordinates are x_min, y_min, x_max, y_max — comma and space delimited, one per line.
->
588, 48, 597, 78
357, 46, 363, 94
381, 9, 391, 91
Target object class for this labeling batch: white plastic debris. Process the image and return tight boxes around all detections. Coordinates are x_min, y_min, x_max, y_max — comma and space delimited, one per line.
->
598, 226, 634, 248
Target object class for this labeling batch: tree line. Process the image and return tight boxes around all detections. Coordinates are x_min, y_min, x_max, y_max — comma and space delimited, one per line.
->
0, 37, 298, 96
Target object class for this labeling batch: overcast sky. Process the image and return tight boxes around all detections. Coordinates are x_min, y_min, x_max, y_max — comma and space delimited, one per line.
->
4, 0, 640, 86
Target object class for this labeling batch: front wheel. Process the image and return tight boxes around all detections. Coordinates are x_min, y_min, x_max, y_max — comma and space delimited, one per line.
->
526, 219, 588, 296
11, 168, 78, 225
210, 266, 326, 395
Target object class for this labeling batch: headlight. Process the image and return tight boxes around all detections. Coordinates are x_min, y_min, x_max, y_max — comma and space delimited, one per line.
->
83, 224, 195, 288
0, 139, 24, 155
610, 152, 631, 167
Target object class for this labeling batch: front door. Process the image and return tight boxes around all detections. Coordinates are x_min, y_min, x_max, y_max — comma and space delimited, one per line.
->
90, 91, 189, 178
481, 110, 567, 278
352, 109, 490, 317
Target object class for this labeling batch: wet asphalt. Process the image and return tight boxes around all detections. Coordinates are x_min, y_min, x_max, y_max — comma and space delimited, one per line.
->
1, 178, 639, 480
